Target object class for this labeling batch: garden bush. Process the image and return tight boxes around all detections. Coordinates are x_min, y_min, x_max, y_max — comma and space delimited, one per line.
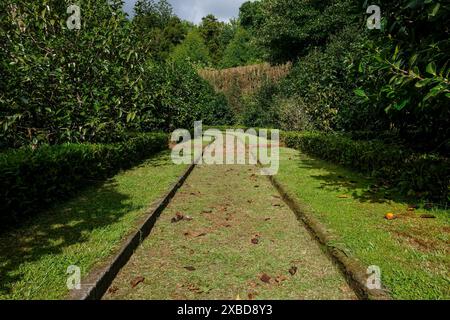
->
282, 131, 449, 203
0, 133, 168, 228
0, 1, 232, 149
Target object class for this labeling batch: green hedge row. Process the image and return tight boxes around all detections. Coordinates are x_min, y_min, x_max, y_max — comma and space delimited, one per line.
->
282, 132, 450, 203
0, 133, 168, 228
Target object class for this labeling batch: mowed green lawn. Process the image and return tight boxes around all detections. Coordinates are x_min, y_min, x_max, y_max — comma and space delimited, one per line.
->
277, 147, 450, 300
0, 151, 188, 300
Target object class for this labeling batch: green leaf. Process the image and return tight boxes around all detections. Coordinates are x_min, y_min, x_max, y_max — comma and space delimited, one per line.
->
393, 99, 409, 111
354, 89, 368, 98
358, 62, 363, 73
126, 112, 136, 123
429, 3, 440, 17
426, 62, 437, 76
415, 79, 431, 88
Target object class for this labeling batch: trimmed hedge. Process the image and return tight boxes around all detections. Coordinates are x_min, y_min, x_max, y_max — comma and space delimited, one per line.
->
0, 133, 168, 227
282, 131, 450, 203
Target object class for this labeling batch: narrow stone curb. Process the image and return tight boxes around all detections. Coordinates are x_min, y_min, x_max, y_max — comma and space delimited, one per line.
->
266, 174, 392, 300
237, 131, 391, 300
68, 146, 209, 300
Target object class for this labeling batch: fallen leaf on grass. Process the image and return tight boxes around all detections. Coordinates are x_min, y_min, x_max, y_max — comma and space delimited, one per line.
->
251, 237, 259, 245
192, 232, 207, 238
130, 276, 145, 288
337, 195, 350, 199
272, 203, 282, 207
171, 212, 184, 223
184, 266, 196, 271
108, 286, 119, 294
260, 273, 271, 284
275, 275, 287, 283
187, 284, 203, 294
420, 214, 436, 219
289, 266, 298, 276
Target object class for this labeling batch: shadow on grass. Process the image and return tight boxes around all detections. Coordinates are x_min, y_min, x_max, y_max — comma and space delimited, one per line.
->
295, 156, 410, 205
0, 151, 176, 296
0, 180, 137, 295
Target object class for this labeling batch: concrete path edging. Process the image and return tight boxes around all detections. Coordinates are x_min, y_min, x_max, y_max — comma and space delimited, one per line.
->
266, 174, 392, 300
68, 147, 207, 300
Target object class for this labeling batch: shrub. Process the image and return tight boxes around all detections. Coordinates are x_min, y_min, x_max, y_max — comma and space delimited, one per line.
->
282, 131, 450, 202
0, 2, 231, 149
0, 133, 168, 228
241, 81, 280, 128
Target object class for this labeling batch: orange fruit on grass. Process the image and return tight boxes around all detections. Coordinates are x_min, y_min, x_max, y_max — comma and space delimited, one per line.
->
385, 213, 395, 220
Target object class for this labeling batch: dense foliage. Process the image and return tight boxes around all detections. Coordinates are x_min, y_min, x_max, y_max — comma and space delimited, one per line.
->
283, 131, 450, 202
169, 29, 212, 66
220, 27, 264, 68
0, 132, 168, 228
237, 0, 449, 156
0, 0, 232, 149
200, 0, 449, 202
133, 0, 190, 61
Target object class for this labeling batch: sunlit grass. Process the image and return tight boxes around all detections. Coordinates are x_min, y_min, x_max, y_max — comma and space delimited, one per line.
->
277, 147, 450, 300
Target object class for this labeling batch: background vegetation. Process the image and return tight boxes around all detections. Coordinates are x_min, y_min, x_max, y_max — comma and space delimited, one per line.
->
195, 0, 449, 203
229, 0, 449, 155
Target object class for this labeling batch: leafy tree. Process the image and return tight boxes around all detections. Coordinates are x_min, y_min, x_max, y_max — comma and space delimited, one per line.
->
198, 14, 226, 65
239, 0, 265, 30
352, 0, 450, 151
0, 0, 231, 148
218, 19, 239, 54
169, 30, 211, 66
133, 0, 173, 30
133, 0, 187, 61
257, 0, 357, 63
220, 27, 264, 68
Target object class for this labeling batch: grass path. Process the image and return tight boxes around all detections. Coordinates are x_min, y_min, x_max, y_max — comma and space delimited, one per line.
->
104, 139, 355, 300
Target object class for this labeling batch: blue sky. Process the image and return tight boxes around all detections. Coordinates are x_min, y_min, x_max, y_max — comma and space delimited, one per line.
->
123, 0, 248, 24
